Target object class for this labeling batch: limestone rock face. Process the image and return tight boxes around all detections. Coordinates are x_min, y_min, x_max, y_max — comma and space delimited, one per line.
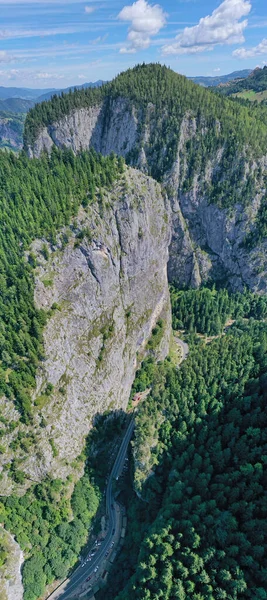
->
29, 98, 139, 160
29, 103, 267, 293
0, 528, 23, 600
17, 167, 171, 481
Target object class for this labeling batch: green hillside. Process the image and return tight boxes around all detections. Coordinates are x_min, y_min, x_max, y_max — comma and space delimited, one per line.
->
215, 66, 267, 102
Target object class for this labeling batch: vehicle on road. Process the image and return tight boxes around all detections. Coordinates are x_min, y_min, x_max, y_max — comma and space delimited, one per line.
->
86, 576, 91, 582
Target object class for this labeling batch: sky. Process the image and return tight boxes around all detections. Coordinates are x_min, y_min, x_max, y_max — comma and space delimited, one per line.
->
0, 0, 266, 89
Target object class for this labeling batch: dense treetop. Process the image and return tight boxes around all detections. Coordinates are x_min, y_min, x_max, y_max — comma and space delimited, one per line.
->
171, 286, 267, 335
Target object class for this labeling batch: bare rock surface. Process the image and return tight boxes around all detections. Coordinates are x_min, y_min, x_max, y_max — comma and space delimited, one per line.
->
0, 167, 171, 485
0, 527, 23, 600
29, 103, 267, 293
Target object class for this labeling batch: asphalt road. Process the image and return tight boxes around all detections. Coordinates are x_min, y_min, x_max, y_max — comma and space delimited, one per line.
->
47, 417, 135, 600
174, 335, 189, 362
46, 338, 189, 599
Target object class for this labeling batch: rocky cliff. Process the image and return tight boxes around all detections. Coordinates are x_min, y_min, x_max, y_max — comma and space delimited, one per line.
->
27, 83, 267, 294
0, 167, 171, 492
0, 527, 23, 600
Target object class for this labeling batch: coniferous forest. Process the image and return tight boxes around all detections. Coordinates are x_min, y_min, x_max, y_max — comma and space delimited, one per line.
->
99, 292, 267, 600
0, 63, 266, 600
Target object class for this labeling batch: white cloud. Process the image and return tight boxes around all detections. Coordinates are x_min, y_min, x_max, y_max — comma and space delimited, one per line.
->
1, 68, 65, 81
35, 72, 63, 79
0, 25, 87, 40
233, 37, 267, 58
118, 0, 167, 54
0, 50, 14, 63
214, 67, 221, 72
85, 6, 95, 14
162, 0, 251, 55
92, 33, 109, 44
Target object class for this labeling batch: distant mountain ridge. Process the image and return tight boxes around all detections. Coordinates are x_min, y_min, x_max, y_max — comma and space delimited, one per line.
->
0, 80, 106, 102
0, 85, 55, 100
214, 66, 267, 102
0, 80, 106, 150
37, 80, 106, 102
0, 97, 34, 114
190, 69, 252, 87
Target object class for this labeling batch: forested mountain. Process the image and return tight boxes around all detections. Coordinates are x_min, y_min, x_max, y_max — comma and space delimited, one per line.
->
215, 66, 267, 102
0, 143, 171, 599
0, 63, 266, 600
24, 63, 267, 293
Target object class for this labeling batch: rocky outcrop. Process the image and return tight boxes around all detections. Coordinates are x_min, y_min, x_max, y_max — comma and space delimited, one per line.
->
28, 102, 267, 294
0, 167, 171, 486
28, 98, 139, 160
0, 527, 23, 600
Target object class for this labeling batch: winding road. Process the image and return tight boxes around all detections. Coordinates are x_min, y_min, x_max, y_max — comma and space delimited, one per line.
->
174, 334, 189, 363
46, 337, 189, 599
47, 417, 135, 600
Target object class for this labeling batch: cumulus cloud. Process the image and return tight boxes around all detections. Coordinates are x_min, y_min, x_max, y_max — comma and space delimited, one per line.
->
118, 0, 167, 54
162, 0, 251, 55
233, 38, 267, 58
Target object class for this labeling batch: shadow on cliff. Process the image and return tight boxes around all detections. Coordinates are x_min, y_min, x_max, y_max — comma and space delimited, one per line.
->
84, 409, 129, 491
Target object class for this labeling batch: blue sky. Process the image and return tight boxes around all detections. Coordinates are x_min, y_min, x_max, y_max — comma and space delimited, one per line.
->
0, 0, 266, 89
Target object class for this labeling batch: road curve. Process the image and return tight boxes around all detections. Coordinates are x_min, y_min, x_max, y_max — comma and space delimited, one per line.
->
174, 335, 189, 363
46, 417, 135, 600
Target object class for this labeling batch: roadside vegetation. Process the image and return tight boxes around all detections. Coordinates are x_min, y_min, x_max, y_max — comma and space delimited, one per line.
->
99, 289, 267, 600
